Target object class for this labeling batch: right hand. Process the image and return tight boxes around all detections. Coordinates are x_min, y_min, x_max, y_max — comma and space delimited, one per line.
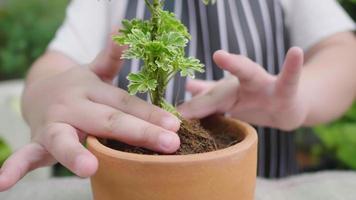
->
0, 40, 181, 191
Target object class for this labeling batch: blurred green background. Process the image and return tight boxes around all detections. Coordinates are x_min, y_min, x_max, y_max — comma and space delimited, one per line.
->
0, 0, 68, 168
0, 0, 68, 81
0, 0, 354, 82
0, 0, 355, 173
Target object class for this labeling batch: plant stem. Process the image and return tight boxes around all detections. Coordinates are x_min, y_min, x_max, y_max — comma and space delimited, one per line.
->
148, 0, 166, 107
151, 0, 160, 39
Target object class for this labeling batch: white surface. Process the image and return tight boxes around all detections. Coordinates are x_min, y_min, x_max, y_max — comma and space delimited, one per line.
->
1, 171, 355, 200
255, 171, 356, 200
0, 80, 51, 181
0, 80, 27, 149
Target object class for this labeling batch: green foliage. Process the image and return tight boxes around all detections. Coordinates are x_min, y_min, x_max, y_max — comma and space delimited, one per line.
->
0, 0, 67, 80
114, 0, 204, 110
0, 138, 11, 166
313, 103, 356, 169
338, 0, 356, 21
127, 72, 157, 95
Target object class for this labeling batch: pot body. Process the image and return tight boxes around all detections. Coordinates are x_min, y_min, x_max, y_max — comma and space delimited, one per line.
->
87, 116, 258, 200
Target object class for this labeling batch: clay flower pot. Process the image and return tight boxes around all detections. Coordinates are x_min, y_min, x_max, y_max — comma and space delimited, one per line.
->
87, 115, 258, 200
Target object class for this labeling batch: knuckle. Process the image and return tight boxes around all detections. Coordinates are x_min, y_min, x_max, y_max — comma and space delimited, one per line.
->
118, 92, 131, 106
147, 109, 155, 121
138, 125, 157, 146
44, 124, 62, 146
206, 89, 215, 97
106, 111, 125, 133
145, 108, 163, 124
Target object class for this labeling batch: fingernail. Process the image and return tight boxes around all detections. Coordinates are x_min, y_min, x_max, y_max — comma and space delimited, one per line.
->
218, 50, 229, 56
158, 133, 178, 152
224, 52, 233, 58
162, 117, 180, 131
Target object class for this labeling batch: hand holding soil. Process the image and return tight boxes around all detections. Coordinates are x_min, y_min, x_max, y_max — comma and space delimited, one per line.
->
0, 40, 181, 192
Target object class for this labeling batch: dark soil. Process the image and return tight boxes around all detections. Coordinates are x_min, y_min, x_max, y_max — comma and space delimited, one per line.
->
104, 116, 240, 155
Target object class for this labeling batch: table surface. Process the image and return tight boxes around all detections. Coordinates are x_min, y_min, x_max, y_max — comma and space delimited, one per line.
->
0, 80, 51, 181
1, 171, 356, 200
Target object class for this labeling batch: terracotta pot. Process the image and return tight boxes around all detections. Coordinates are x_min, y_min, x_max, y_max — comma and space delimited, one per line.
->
87, 115, 258, 200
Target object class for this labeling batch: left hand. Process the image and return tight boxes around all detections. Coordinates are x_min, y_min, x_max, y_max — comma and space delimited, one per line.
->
178, 47, 307, 131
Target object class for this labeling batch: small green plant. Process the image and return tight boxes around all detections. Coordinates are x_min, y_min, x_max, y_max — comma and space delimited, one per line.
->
114, 0, 214, 114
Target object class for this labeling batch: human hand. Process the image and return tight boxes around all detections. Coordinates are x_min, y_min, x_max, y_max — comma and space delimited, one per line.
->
178, 47, 307, 131
0, 41, 180, 191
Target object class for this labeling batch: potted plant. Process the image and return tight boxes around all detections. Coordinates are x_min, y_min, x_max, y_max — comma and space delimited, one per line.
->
87, 0, 258, 199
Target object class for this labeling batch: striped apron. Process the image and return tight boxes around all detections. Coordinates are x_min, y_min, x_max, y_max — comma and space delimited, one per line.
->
117, 0, 298, 178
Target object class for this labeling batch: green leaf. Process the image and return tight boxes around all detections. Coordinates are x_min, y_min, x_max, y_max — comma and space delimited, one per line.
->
121, 47, 144, 59
127, 73, 145, 82
131, 29, 150, 42
145, 41, 166, 56
119, 19, 151, 36
155, 58, 173, 72
160, 31, 188, 48
0, 138, 11, 166
147, 79, 158, 90
179, 57, 205, 78
127, 72, 157, 95
158, 10, 190, 39
128, 83, 141, 95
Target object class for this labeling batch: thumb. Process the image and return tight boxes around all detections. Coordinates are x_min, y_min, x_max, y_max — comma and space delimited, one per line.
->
178, 78, 238, 119
186, 78, 216, 96
90, 35, 127, 83
213, 50, 260, 84
275, 47, 304, 98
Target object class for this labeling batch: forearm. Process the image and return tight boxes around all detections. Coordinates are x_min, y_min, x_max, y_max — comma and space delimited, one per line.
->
301, 32, 356, 126
25, 50, 78, 87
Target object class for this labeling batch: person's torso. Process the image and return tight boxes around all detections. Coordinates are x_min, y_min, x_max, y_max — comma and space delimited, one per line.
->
112, 0, 297, 178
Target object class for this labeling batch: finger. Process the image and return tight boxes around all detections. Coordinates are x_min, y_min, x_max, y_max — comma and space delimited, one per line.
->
186, 78, 216, 96
178, 78, 238, 119
90, 34, 127, 83
275, 47, 304, 98
213, 50, 262, 84
88, 83, 180, 132
0, 143, 55, 192
41, 123, 98, 178
64, 102, 180, 154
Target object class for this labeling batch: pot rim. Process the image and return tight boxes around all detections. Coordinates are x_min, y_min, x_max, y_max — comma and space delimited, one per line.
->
87, 118, 257, 164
